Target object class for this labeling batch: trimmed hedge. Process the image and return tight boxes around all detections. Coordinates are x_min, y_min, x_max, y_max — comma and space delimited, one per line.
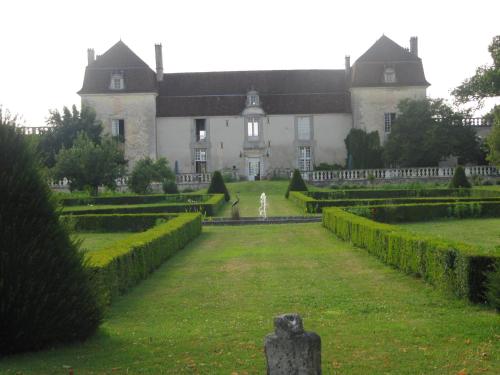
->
307, 188, 476, 200
322, 207, 499, 303
62, 194, 225, 216
61, 213, 175, 232
289, 190, 500, 213
59, 193, 211, 207
347, 201, 500, 223
89, 213, 202, 304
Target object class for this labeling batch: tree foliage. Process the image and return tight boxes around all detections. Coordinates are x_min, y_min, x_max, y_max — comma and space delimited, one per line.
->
0, 120, 102, 354
486, 107, 500, 166
344, 128, 383, 169
53, 133, 126, 195
383, 98, 484, 167
207, 171, 230, 201
452, 35, 500, 107
38, 105, 102, 168
285, 169, 308, 198
128, 157, 176, 194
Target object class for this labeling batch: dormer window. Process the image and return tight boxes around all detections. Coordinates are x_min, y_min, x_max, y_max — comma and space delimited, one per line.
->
246, 90, 260, 107
384, 67, 396, 83
110, 73, 124, 90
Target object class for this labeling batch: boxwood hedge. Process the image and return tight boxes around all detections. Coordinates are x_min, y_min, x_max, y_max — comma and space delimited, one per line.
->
322, 207, 499, 303
88, 213, 202, 304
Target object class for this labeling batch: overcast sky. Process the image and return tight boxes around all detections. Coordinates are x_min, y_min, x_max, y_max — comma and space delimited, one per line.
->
1, 0, 499, 126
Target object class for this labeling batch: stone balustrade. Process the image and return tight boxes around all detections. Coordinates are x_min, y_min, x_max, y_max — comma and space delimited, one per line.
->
17, 126, 53, 135
301, 165, 499, 183
176, 173, 212, 185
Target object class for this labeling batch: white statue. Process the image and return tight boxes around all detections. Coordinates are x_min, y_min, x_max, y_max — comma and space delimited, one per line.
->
259, 192, 267, 219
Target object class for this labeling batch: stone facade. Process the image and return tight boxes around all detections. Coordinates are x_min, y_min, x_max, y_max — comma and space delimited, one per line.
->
78, 36, 429, 178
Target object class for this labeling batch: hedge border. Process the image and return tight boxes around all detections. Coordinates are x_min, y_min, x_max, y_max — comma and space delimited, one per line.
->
62, 194, 225, 216
88, 213, 202, 304
290, 191, 500, 213
61, 213, 177, 232
59, 193, 212, 207
322, 207, 499, 303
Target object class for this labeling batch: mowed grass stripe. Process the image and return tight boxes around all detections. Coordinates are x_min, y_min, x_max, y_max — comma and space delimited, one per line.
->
1, 224, 498, 374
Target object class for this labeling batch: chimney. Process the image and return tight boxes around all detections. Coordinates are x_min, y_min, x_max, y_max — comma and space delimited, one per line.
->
87, 48, 95, 65
410, 37, 418, 57
345, 55, 351, 83
155, 43, 164, 82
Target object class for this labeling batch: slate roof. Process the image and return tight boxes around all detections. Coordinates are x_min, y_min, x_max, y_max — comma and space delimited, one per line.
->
78, 40, 157, 94
350, 35, 429, 87
157, 70, 350, 116
78, 36, 428, 116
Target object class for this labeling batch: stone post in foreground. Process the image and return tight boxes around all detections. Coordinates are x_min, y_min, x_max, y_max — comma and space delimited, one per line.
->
264, 313, 321, 375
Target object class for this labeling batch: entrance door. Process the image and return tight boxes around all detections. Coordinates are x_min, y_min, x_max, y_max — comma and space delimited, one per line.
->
247, 158, 261, 181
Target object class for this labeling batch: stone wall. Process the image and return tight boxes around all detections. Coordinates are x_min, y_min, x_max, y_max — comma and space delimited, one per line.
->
350, 86, 427, 141
81, 93, 157, 169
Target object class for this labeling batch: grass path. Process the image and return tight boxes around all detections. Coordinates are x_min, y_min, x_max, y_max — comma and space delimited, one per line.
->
401, 218, 500, 253
2, 224, 498, 374
219, 181, 305, 217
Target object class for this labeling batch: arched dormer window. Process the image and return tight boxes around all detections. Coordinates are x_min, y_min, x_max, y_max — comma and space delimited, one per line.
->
383, 67, 396, 83
110, 72, 125, 90
246, 90, 260, 107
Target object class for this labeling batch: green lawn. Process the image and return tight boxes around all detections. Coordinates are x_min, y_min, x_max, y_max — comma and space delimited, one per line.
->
2, 224, 498, 374
401, 218, 500, 252
220, 180, 305, 217
71, 232, 134, 253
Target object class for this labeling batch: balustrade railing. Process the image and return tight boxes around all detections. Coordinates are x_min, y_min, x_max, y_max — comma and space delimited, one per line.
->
17, 126, 53, 135
176, 173, 212, 185
300, 165, 499, 183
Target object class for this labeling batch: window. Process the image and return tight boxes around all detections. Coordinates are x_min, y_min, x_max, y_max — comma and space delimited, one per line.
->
246, 91, 260, 107
110, 73, 124, 90
247, 117, 259, 137
384, 67, 396, 83
195, 148, 207, 173
111, 119, 125, 141
298, 146, 311, 171
384, 113, 396, 133
195, 119, 206, 141
297, 116, 311, 140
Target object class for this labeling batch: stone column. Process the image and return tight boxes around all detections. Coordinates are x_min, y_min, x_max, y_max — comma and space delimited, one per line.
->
264, 313, 321, 375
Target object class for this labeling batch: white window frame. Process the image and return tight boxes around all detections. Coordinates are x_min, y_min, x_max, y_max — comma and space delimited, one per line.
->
194, 148, 207, 173
247, 117, 259, 137
298, 146, 312, 172
384, 113, 396, 133
195, 119, 207, 142
384, 68, 396, 83
111, 119, 125, 140
297, 116, 311, 141
110, 73, 124, 90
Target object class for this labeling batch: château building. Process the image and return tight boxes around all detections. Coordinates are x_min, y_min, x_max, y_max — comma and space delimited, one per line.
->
78, 35, 429, 180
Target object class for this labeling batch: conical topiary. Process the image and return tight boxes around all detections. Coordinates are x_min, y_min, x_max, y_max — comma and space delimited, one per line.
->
449, 165, 471, 188
285, 169, 308, 198
207, 171, 230, 201
0, 122, 103, 354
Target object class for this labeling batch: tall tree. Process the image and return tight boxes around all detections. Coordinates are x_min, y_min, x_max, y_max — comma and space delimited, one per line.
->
53, 133, 126, 195
383, 98, 484, 167
38, 105, 102, 168
344, 128, 384, 169
452, 36, 500, 107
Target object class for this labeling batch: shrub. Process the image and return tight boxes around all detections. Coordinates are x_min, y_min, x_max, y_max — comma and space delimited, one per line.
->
162, 179, 179, 194
0, 122, 102, 354
449, 165, 471, 188
207, 171, 230, 201
61, 213, 176, 232
129, 157, 176, 195
285, 169, 308, 198
485, 261, 500, 312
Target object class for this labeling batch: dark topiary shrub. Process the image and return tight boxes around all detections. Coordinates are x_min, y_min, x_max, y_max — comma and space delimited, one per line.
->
485, 261, 500, 312
162, 179, 179, 194
207, 171, 230, 201
0, 122, 103, 354
285, 169, 308, 198
449, 165, 471, 188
